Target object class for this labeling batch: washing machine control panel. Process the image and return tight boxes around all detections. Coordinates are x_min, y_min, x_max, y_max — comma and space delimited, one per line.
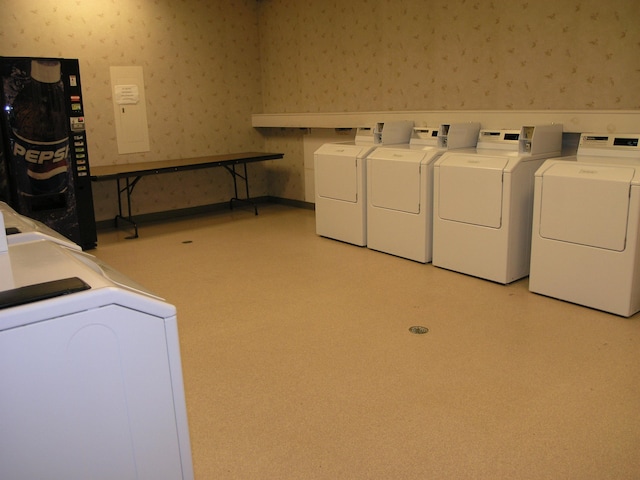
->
578, 134, 640, 161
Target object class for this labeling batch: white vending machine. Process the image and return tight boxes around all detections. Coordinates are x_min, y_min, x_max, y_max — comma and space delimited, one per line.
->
0, 222, 194, 480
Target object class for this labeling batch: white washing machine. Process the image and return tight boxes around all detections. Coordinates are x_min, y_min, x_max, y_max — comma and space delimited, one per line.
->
314, 121, 414, 246
432, 124, 563, 284
366, 123, 480, 263
0, 225, 194, 480
1, 200, 81, 250
530, 133, 640, 317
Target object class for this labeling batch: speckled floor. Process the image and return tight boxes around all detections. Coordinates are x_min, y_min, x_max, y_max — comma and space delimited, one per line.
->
93, 203, 640, 480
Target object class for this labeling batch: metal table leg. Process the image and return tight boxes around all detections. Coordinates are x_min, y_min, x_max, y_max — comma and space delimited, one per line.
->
225, 162, 258, 215
114, 176, 140, 239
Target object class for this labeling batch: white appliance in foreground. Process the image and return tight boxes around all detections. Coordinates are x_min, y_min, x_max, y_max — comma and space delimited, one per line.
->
530, 133, 640, 317
432, 124, 563, 284
314, 121, 414, 246
0, 230, 194, 480
366, 123, 480, 263
1, 200, 81, 250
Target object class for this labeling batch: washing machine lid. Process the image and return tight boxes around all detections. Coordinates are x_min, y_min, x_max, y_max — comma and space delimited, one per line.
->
314, 142, 375, 157
0, 240, 174, 329
315, 143, 372, 203
538, 162, 635, 251
369, 148, 438, 213
1, 202, 81, 250
437, 154, 508, 228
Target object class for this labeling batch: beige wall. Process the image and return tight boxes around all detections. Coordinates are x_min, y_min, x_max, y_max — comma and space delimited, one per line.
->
257, 0, 640, 202
258, 0, 640, 112
2, 0, 268, 221
4, 1, 639, 219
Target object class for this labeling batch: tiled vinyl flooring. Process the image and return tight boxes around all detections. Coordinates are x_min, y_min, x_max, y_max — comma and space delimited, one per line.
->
93, 204, 640, 480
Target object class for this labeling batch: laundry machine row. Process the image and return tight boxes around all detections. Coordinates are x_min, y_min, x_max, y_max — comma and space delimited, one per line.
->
314, 122, 640, 317
530, 133, 640, 317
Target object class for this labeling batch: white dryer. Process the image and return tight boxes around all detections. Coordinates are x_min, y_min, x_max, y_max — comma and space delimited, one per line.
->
1, 200, 81, 250
314, 121, 414, 246
432, 124, 563, 284
366, 123, 480, 263
0, 230, 194, 479
530, 133, 640, 317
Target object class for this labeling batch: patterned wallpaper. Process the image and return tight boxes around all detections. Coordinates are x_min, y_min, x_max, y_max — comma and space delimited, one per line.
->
1, 0, 267, 220
258, 0, 640, 112
257, 0, 640, 203
2, 0, 639, 220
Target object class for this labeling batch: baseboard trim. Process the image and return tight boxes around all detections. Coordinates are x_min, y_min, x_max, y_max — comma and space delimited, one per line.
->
266, 196, 315, 210
95, 196, 314, 230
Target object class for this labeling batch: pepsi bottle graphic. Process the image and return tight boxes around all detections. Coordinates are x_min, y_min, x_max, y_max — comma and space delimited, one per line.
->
10, 59, 69, 204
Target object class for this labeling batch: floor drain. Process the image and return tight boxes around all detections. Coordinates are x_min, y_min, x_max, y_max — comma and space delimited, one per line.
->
409, 326, 429, 335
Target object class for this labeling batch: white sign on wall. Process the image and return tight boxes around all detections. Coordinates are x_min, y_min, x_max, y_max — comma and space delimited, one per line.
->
110, 66, 150, 154
114, 85, 140, 105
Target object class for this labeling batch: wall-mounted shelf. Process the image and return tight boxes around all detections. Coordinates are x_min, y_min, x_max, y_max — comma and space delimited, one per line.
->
252, 110, 640, 134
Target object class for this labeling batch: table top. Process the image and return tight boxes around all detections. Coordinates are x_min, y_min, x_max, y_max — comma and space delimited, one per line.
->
90, 152, 284, 180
